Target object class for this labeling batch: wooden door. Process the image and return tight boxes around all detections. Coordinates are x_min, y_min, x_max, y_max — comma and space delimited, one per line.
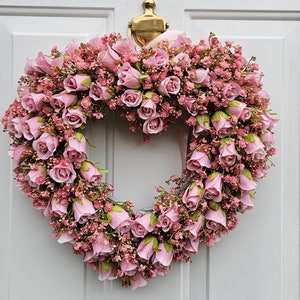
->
0, 1, 299, 299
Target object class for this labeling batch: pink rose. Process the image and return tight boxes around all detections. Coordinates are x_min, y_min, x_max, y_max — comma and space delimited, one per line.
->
92, 231, 113, 256
183, 238, 200, 254
142, 114, 164, 134
89, 82, 113, 101
257, 90, 270, 101
172, 52, 191, 68
244, 72, 261, 92
158, 76, 181, 96
260, 130, 275, 150
180, 96, 198, 116
143, 49, 169, 68
152, 242, 173, 267
226, 100, 251, 121
137, 235, 157, 260
189, 68, 211, 86
63, 74, 91, 92
32, 132, 58, 160
62, 107, 86, 128
117, 62, 141, 89
120, 259, 138, 276
238, 191, 254, 213
204, 172, 223, 202
63, 134, 86, 162
137, 98, 157, 120
172, 32, 192, 51
131, 213, 155, 238
219, 139, 241, 166
27, 164, 46, 187
121, 90, 142, 107
63, 39, 80, 55
21, 116, 43, 140
98, 262, 115, 281
73, 196, 96, 224
222, 81, 241, 100
182, 184, 204, 211
50, 198, 68, 217
8, 144, 31, 165
130, 272, 148, 290
108, 206, 132, 234
98, 46, 121, 71
57, 232, 74, 244
49, 159, 76, 183
184, 215, 203, 238
50, 91, 77, 112
35, 52, 62, 75
205, 207, 227, 228
25, 52, 62, 76
88, 36, 107, 52
6, 117, 23, 138
158, 206, 179, 232
193, 114, 210, 136
186, 149, 211, 170
211, 111, 232, 137
239, 169, 257, 191
260, 111, 278, 130
113, 37, 136, 56
80, 161, 102, 186
245, 134, 266, 162
21, 93, 45, 112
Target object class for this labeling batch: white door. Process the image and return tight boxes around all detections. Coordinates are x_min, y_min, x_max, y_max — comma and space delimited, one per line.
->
0, 1, 299, 299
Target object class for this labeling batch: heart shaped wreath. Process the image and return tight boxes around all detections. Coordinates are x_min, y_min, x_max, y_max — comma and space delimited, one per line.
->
2, 31, 277, 289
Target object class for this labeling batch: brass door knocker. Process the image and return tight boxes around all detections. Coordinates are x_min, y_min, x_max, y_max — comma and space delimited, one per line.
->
128, 0, 169, 46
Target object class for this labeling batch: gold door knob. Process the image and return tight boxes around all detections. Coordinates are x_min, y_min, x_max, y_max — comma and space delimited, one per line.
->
128, 0, 169, 47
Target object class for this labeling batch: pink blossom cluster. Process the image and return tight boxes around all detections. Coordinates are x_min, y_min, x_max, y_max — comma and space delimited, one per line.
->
1, 31, 277, 289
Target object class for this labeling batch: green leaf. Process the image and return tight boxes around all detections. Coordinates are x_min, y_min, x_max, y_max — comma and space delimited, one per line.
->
81, 161, 90, 171
198, 187, 204, 196
143, 235, 154, 246
209, 172, 220, 180
203, 114, 210, 127
98, 167, 109, 173
229, 100, 239, 107
139, 74, 148, 81
135, 61, 142, 72
212, 111, 220, 122
103, 261, 110, 273
152, 237, 159, 251
81, 77, 92, 87
223, 137, 231, 145
150, 213, 157, 226
190, 181, 196, 189
144, 91, 154, 99
41, 165, 47, 173
107, 87, 115, 96
38, 117, 46, 123
75, 131, 84, 142
112, 205, 124, 212
246, 133, 255, 142
220, 111, 230, 120
242, 168, 253, 180
102, 212, 112, 223
164, 241, 171, 253
210, 201, 219, 211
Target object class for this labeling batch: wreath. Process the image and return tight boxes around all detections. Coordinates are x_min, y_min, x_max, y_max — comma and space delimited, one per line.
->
1, 31, 277, 290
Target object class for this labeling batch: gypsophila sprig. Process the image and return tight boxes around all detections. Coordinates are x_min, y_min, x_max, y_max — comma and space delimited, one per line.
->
1, 31, 277, 289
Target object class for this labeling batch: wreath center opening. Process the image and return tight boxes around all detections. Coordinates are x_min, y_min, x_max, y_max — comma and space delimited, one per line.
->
86, 113, 186, 210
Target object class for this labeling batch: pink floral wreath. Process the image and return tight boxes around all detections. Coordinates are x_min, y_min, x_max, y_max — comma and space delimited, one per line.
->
1, 31, 277, 290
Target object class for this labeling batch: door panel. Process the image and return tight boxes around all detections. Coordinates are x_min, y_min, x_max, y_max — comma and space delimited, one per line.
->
0, 1, 299, 299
